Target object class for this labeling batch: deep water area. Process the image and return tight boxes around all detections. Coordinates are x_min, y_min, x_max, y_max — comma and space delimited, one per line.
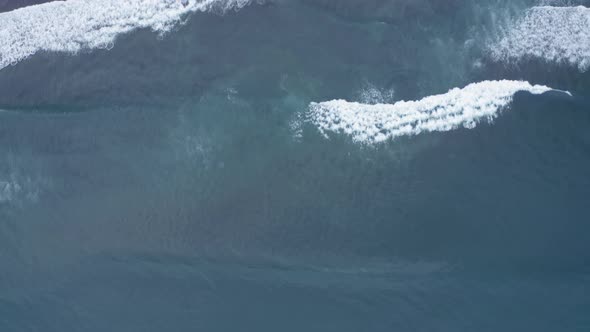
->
1, 1, 589, 331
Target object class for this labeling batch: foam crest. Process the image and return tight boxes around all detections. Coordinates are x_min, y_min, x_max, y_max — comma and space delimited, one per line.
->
0, 0, 253, 70
490, 6, 590, 71
309, 80, 555, 144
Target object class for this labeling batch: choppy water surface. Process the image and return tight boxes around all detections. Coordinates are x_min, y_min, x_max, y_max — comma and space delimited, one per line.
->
1, 0, 589, 331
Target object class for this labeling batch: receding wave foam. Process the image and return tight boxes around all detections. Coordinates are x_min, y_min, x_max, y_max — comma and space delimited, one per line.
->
490, 5, 590, 71
0, 179, 20, 203
0, 174, 44, 206
0, 0, 253, 71
538, 0, 590, 6
309, 80, 559, 144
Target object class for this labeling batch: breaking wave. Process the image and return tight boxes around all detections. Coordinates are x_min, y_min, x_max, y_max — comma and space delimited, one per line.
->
309, 80, 565, 144
0, 0, 254, 71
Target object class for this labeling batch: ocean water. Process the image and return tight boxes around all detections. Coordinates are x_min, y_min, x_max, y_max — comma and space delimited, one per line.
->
1, 0, 589, 331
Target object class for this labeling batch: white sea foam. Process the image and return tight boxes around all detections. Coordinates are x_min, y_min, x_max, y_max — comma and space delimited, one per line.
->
0, 0, 253, 70
0, 179, 21, 203
490, 5, 590, 71
0, 174, 44, 205
309, 80, 558, 144
538, 0, 590, 6
357, 83, 395, 105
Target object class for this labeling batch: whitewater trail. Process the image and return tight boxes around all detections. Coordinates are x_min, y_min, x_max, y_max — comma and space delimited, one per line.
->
490, 5, 590, 71
309, 80, 565, 144
0, 0, 253, 71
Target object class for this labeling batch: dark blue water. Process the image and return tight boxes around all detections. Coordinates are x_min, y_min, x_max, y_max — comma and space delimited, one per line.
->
1, 1, 589, 331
